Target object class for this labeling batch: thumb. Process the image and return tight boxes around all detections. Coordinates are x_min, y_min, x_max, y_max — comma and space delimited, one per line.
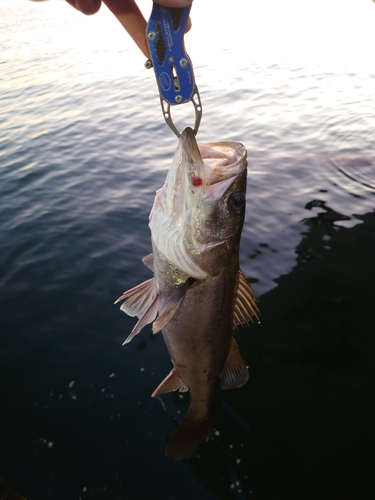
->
65, 0, 101, 15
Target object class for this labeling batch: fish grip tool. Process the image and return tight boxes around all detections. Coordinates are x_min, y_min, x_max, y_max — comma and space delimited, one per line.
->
145, 2, 202, 138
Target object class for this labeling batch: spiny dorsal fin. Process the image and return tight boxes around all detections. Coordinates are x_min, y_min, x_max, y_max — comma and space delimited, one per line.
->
219, 337, 249, 390
151, 370, 189, 397
114, 278, 159, 344
232, 269, 260, 328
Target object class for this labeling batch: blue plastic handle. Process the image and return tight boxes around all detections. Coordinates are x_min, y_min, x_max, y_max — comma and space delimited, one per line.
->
146, 3, 202, 137
147, 3, 194, 104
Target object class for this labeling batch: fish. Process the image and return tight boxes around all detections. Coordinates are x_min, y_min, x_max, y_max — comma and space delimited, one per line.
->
115, 127, 259, 460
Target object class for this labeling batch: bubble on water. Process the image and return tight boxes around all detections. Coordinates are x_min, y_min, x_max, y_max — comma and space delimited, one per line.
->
109, 373, 115, 378
71, 395, 77, 400
48, 442, 53, 448
229, 444, 233, 449
236, 458, 241, 464
82, 486, 87, 492
68, 381, 75, 388
140, 367, 145, 372
214, 430, 220, 436
230, 484, 235, 490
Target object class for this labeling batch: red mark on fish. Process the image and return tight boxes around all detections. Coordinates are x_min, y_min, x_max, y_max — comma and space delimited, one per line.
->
191, 176, 202, 187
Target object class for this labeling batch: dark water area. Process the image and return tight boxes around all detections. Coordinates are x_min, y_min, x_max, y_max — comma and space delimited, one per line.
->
1, 197, 374, 500
1, 1, 375, 499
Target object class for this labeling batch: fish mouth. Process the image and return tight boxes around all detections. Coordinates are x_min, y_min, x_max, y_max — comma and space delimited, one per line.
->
180, 127, 203, 165
180, 127, 247, 186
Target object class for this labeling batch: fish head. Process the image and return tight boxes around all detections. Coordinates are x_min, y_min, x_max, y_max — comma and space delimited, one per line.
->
150, 127, 247, 279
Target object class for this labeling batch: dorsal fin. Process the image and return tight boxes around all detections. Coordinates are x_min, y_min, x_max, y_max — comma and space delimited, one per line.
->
114, 278, 159, 344
151, 370, 189, 397
219, 337, 248, 389
232, 269, 260, 328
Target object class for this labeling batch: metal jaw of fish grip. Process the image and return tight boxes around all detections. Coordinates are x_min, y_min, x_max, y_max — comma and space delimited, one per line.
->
145, 2, 202, 138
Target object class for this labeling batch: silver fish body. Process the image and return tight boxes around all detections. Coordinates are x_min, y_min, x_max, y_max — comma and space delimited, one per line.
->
116, 127, 259, 460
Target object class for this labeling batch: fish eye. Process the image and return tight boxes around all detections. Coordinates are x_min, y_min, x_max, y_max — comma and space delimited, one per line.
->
228, 191, 245, 212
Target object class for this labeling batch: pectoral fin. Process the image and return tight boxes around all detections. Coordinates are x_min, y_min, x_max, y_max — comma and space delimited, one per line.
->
152, 369, 189, 397
232, 269, 260, 327
152, 278, 193, 334
219, 337, 249, 389
152, 293, 185, 334
115, 278, 159, 344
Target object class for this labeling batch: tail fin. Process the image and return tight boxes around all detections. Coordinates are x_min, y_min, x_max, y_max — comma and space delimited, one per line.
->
166, 414, 214, 461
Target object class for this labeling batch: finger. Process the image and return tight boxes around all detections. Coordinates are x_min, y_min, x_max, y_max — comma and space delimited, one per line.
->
157, 0, 193, 6
158, 0, 192, 32
65, 0, 101, 15
184, 17, 192, 33
103, 0, 149, 58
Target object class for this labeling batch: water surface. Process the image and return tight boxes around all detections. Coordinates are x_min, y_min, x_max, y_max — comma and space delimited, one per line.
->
0, 1, 374, 498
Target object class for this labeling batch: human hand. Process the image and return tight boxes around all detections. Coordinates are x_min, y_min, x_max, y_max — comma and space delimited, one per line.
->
65, 0, 193, 58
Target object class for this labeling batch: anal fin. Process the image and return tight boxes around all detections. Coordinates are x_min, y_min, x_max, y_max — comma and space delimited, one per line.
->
219, 337, 249, 390
152, 370, 189, 398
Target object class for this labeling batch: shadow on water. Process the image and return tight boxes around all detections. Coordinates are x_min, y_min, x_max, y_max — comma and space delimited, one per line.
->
188, 204, 374, 500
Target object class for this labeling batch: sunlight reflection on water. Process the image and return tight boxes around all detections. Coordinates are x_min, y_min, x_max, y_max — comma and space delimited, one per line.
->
1, 0, 374, 295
